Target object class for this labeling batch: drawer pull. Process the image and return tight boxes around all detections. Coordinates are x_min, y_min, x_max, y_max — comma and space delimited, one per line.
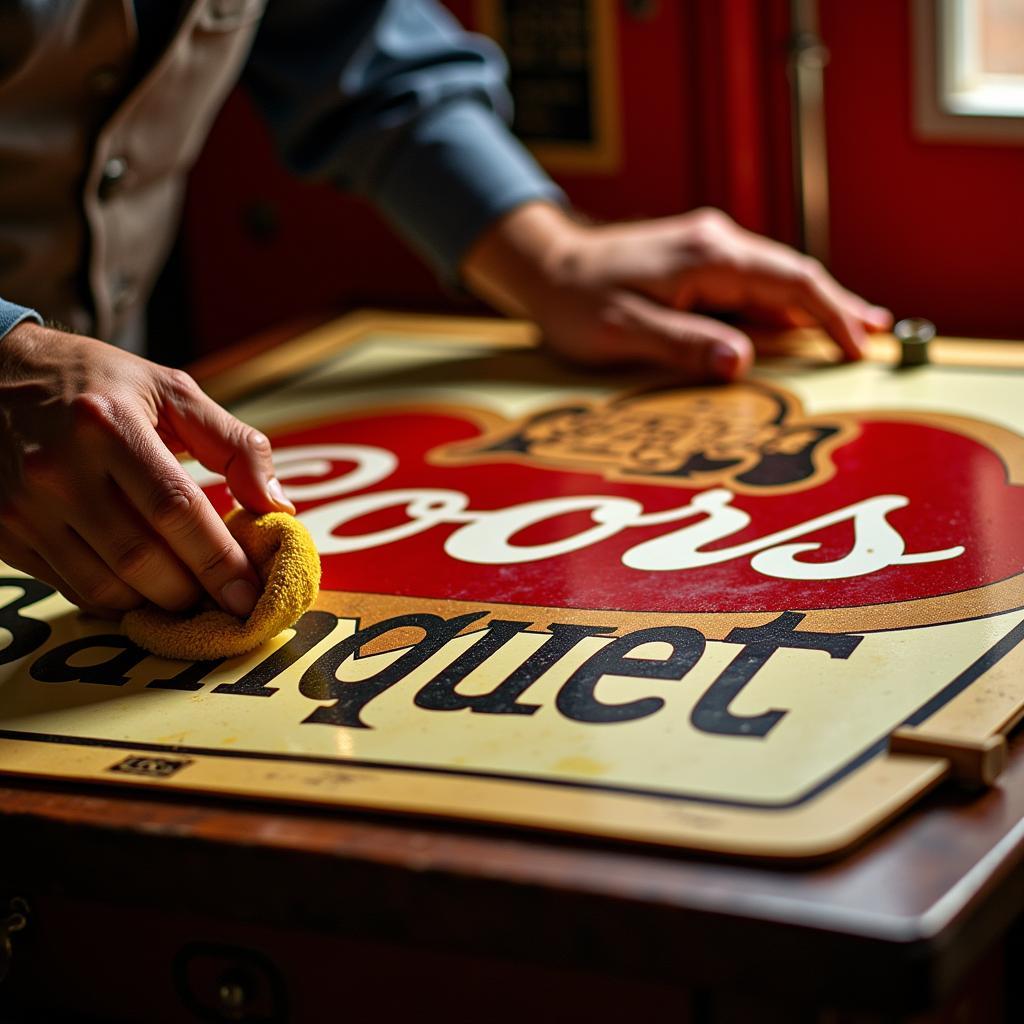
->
0, 898, 29, 985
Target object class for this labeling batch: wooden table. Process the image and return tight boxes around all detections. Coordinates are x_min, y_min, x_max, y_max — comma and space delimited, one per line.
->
2, 313, 1024, 1023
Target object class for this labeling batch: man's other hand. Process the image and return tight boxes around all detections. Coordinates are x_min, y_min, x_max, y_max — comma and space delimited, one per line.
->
462, 203, 892, 380
0, 323, 295, 617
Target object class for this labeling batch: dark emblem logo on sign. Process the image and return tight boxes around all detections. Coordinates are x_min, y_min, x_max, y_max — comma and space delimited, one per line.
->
435, 385, 855, 493
107, 755, 193, 778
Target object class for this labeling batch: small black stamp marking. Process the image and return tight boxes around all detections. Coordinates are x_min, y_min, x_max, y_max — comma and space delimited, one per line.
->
107, 755, 193, 778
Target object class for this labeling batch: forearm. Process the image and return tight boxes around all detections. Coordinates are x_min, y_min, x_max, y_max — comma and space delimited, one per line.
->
369, 102, 566, 282
245, 0, 566, 282
460, 201, 583, 319
460, 199, 589, 319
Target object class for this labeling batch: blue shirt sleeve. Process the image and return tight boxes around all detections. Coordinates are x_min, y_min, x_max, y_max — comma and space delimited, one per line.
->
0, 299, 42, 341
243, 0, 566, 280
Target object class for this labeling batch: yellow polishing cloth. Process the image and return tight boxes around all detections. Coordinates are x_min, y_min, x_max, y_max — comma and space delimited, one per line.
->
123, 510, 321, 661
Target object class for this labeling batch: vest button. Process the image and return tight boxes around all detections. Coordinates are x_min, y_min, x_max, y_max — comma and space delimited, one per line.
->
99, 157, 128, 199
89, 67, 121, 97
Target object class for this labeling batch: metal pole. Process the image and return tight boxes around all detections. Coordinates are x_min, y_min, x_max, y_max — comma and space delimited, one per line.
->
789, 0, 831, 262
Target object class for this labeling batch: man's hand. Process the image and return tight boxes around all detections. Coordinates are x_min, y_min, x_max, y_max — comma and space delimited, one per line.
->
0, 322, 294, 618
462, 203, 892, 380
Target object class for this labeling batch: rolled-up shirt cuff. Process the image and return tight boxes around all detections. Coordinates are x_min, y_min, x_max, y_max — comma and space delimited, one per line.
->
370, 99, 567, 281
0, 299, 43, 340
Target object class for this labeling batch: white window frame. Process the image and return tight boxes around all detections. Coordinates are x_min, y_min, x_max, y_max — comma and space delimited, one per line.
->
913, 0, 1024, 142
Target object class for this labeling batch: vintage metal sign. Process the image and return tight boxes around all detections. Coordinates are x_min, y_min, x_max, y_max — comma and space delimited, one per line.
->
2, 316, 1023, 859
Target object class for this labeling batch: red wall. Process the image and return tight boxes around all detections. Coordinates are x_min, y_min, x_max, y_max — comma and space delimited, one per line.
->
821, 1, 1024, 339
182, 93, 446, 352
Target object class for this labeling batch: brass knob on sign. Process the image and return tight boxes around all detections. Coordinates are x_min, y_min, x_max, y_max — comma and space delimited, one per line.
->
894, 317, 936, 369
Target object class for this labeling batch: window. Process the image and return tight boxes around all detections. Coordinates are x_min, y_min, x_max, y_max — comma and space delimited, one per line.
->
914, 0, 1024, 140
942, 0, 1024, 116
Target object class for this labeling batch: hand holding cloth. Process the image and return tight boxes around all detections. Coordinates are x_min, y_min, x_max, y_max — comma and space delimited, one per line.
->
123, 510, 320, 661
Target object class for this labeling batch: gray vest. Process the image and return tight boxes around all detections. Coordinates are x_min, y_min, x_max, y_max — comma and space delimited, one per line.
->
0, 0, 266, 344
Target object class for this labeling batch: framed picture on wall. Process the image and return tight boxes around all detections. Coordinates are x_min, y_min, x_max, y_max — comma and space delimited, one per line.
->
474, 0, 622, 173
